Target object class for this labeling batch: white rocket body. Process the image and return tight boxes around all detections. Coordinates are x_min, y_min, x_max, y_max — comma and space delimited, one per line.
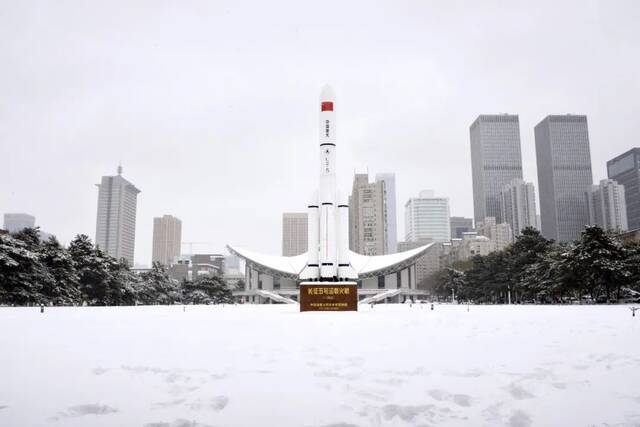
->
300, 86, 357, 282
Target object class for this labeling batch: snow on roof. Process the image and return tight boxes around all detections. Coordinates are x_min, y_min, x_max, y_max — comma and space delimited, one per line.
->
226, 243, 434, 279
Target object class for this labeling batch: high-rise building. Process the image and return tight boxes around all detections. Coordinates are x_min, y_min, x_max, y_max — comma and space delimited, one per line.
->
450, 216, 473, 239
375, 173, 398, 254
477, 217, 513, 252
585, 179, 628, 232
3, 213, 35, 233
282, 212, 308, 256
500, 179, 538, 237
607, 148, 640, 230
349, 173, 386, 255
95, 166, 140, 265
151, 215, 182, 266
405, 190, 451, 243
535, 115, 593, 242
470, 114, 523, 226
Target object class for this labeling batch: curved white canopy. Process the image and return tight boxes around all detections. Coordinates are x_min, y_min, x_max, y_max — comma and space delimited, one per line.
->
227, 243, 434, 279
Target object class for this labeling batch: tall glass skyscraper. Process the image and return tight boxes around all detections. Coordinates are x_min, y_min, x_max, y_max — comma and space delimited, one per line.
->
95, 166, 140, 265
607, 148, 640, 231
535, 115, 593, 242
470, 115, 523, 226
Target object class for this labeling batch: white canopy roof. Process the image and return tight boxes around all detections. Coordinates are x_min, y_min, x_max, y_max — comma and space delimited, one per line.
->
227, 243, 434, 279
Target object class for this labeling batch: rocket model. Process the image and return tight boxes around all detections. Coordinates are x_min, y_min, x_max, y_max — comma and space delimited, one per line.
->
300, 86, 358, 282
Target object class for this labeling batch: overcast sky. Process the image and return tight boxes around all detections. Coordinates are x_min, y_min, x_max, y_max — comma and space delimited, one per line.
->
2, 0, 639, 265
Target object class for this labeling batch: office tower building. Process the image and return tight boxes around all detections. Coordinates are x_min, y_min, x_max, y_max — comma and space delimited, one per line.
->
152, 215, 182, 266
585, 179, 628, 232
3, 213, 35, 233
95, 166, 140, 265
349, 173, 386, 255
470, 114, 523, 225
535, 115, 593, 241
282, 212, 308, 256
607, 148, 640, 230
450, 216, 473, 239
375, 173, 398, 254
500, 179, 538, 237
404, 190, 451, 243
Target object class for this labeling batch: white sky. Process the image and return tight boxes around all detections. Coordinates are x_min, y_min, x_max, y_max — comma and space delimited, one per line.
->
2, 0, 639, 266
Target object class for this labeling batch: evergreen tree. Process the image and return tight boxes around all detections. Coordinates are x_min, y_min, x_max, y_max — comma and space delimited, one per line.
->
569, 226, 629, 302
39, 236, 81, 305
68, 235, 113, 305
0, 233, 45, 305
138, 262, 181, 305
105, 258, 139, 305
183, 275, 232, 304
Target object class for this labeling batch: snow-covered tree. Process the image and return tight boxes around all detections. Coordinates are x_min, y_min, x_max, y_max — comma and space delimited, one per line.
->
0, 233, 45, 305
39, 236, 81, 305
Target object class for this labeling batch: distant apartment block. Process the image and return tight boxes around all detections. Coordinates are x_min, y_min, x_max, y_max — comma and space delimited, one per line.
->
607, 148, 640, 230
470, 114, 523, 226
405, 190, 450, 243
585, 179, 628, 232
477, 217, 513, 251
282, 212, 308, 256
152, 215, 182, 266
458, 232, 492, 261
349, 174, 386, 255
3, 213, 35, 233
535, 115, 593, 242
95, 166, 140, 265
375, 173, 398, 254
500, 179, 537, 237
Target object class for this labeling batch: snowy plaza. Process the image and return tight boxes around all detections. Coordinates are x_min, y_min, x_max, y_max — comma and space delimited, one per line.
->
1, 304, 639, 427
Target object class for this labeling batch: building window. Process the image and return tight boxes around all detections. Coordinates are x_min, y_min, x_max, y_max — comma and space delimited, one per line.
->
378, 275, 385, 289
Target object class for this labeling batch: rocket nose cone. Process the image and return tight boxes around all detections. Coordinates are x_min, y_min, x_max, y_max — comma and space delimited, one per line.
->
320, 85, 336, 102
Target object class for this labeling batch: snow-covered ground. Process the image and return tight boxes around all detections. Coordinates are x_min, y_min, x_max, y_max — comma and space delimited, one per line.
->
1, 304, 639, 427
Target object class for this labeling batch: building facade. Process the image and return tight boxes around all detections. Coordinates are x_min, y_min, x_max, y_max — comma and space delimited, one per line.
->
152, 215, 182, 266
458, 232, 492, 261
470, 114, 523, 226
585, 179, 628, 232
405, 190, 451, 243
349, 174, 386, 255
535, 115, 593, 242
3, 213, 35, 233
607, 148, 640, 231
282, 212, 308, 256
450, 216, 473, 239
500, 179, 537, 237
95, 166, 140, 265
476, 217, 513, 251
375, 173, 398, 254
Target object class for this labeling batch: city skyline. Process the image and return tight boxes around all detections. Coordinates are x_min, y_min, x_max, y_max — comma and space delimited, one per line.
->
2, 1, 639, 263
